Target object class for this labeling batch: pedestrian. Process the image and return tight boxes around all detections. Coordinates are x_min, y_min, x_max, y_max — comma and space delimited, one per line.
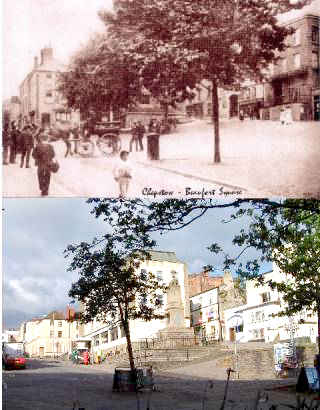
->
20, 125, 34, 168
136, 120, 145, 151
129, 122, 139, 152
9, 121, 18, 164
32, 133, 56, 196
239, 110, 244, 121
63, 130, 73, 157
2, 122, 11, 165
113, 150, 132, 198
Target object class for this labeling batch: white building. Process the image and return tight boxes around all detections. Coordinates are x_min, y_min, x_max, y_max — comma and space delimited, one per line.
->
81, 251, 191, 356
2, 329, 20, 343
224, 265, 318, 343
190, 287, 221, 339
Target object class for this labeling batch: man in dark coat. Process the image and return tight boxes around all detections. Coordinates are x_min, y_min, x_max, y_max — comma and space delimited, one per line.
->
2, 122, 11, 165
129, 122, 139, 152
9, 121, 19, 164
20, 125, 34, 168
136, 121, 145, 151
32, 133, 55, 196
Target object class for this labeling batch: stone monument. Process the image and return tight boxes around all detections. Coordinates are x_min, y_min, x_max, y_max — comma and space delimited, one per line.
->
157, 276, 194, 342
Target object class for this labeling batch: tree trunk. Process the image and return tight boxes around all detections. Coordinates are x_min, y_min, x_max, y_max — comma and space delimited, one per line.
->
317, 304, 320, 355
164, 102, 169, 126
211, 79, 221, 163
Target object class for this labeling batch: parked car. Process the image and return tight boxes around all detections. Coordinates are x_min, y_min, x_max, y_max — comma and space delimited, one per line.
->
3, 353, 26, 370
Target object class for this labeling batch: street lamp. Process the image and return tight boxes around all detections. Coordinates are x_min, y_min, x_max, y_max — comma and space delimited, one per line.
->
226, 313, 243, 379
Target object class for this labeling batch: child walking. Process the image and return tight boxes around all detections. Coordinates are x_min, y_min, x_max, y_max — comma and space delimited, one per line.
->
113, 150, 132, 198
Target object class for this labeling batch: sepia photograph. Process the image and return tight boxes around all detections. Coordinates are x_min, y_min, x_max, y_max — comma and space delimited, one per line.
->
2, 0, 320, 198
2, 197, 320, 409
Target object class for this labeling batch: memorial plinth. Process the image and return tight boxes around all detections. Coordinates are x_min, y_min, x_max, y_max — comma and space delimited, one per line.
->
157, 278, 194, 344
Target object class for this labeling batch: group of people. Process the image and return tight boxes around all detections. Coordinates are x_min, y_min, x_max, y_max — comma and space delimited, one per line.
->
129, 121, 146, 152
2, 121, 57, 196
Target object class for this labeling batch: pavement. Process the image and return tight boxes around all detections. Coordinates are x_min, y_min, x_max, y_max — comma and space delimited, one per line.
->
3, 119, 320, 198
2, 358, 309, 410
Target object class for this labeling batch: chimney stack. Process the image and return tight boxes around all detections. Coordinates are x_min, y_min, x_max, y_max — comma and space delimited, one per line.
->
40, 47, 53, 65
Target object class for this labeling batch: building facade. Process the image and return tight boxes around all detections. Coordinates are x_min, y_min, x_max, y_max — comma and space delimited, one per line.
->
23, 311, 80, 357
81, 251, 191, 356
224, 265, 318, 343
19, 47, 79, 128
239, 14, 320, 121
190, 287, 221, 339
2, 96, 21, 125
184, 80, 240, 120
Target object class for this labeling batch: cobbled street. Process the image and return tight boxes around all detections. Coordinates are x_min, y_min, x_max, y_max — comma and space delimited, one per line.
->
2, 358, 308, 410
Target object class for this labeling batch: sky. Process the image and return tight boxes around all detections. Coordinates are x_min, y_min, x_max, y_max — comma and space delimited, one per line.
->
2, 0, 320, 100
2, 199, 272, 330
2, 0, 112, 99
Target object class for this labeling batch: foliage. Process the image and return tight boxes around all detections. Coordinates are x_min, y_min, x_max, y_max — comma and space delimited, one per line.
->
101, 0, 311, 162
57, 34, 142, 119
65, 199, 167, 375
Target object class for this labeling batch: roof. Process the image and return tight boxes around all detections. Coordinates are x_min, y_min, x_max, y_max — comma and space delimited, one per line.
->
145, 250, 182, 264
36, 58, 67, 73
277, 1, 320, 24
44, 311, 66, 320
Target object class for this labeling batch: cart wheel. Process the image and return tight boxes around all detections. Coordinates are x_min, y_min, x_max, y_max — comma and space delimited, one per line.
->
97, 134, 121, 157
78, 140, 95, 157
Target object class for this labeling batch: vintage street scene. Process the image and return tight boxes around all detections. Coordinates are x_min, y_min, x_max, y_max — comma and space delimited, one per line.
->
2, 198, 320, 409
2, 0, 320, 198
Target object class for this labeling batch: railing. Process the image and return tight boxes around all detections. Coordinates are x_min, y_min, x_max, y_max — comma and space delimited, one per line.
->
134, 335, 219, 350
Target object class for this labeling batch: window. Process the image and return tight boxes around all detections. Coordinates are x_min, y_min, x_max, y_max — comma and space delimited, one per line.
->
58, 321, 62, 327
294, 54, 301, 68
156, 271, 163, 281
46, 73, 52, 79
58, 331, 62, 338
140, 94, 150, 104
312, 52, 319, 69
140, 293, 147, 306
46, 91, 53, 98
120, 325, 126, 338
50, 330, 53, 337
171, 271, 177, 280
293, 28, 301, 46
312, 26, 319, 43
261, 292, 271, 303
156, 294, 163, 306
140, 269, 147, 280
111, 327, 118, 341
94, 337, 100, 346
101, 332, 108, 344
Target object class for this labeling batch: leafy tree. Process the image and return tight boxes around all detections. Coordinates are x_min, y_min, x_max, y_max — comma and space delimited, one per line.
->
102, 0, 311, 162
65, 199, 166, 384
57, 34, 142, 122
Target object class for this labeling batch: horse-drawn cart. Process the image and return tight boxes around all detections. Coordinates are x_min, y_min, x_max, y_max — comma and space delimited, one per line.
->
89, 121, 121, 157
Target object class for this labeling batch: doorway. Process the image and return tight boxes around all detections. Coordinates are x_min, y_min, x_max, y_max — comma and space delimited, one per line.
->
41, 113, 50, 128
229, 95, 238, 117
229, 327, 235, 342
39, 347, 44, 357
314, 95, 320, 121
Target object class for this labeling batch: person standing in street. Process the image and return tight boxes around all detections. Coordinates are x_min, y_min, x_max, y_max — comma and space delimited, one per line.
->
32, 133, 56, 196
129, 122, 139, 152
136, 121, 145, 151
20, 125, 34, 168
9, 121, 19, 164
2, 122, 11, 165
113, 150, 132, 198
